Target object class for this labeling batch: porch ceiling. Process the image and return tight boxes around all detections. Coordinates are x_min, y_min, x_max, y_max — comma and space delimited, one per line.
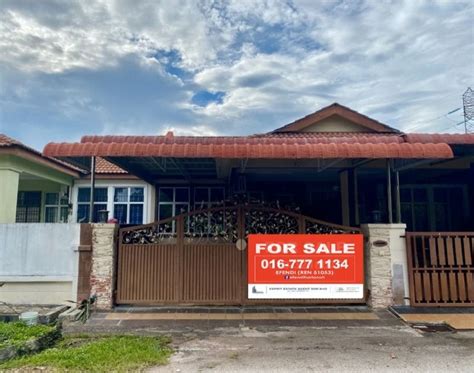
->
55, 156, 219, 181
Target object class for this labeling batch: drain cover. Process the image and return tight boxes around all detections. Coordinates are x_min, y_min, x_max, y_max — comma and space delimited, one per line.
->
411, 323, 454, 333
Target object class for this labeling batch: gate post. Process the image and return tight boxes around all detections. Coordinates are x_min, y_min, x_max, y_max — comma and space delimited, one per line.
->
361, 224, 407, 308
90, 223, 118, 310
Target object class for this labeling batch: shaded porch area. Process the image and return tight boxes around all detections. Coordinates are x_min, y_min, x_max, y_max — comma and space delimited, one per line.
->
0, 134, 80, 223
47, 154, 473, 232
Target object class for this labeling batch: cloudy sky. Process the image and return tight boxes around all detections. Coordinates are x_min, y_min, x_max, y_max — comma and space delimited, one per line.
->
0, 0, 473, 150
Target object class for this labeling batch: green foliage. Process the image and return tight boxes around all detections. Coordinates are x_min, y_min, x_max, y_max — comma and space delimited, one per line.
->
0, 335, 172, 372
0, 322, 55, 348
66, 294, 97, 323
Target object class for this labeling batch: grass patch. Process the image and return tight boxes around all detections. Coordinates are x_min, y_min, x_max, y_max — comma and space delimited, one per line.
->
0, 322, 55, 348
0, 335, 172, 372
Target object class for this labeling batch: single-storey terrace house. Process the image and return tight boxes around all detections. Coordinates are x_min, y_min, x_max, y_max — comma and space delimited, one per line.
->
38, 103, 474, 309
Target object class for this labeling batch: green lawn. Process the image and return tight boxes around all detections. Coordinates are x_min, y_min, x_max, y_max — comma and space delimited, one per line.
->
0, 335, 172, 372
0, 322, 55, 348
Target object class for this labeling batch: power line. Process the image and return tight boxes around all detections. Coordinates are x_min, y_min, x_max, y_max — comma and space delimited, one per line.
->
447, 108, 462, 115
404, 108, 462, 131
438, 118, 473, 132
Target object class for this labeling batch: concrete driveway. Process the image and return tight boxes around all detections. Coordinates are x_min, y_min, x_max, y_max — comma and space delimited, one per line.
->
150, 323, 474, 372
64, 308, 474, 372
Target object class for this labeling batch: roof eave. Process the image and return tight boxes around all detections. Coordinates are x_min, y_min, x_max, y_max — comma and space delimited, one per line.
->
0, 146, 83, 177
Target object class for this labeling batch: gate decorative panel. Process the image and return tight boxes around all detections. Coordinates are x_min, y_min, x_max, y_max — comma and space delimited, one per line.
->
116, 204, 360, 305
245, 208, 299, 234
406, 232, 474, 307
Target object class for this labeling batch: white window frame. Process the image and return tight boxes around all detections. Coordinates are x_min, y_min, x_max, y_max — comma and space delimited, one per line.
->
113, 186, 145, 224
44, 192, 69, 223
72, 181, 150, 224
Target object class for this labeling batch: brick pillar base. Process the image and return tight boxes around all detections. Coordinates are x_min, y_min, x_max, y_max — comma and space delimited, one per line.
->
90, 224, 117, 310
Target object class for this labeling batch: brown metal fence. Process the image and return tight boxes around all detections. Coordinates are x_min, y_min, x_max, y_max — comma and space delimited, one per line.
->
116, 205, 360, 305
406, 232, 474, 307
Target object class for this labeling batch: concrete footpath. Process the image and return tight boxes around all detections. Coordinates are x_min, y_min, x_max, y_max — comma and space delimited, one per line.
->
64, 308, 474, 372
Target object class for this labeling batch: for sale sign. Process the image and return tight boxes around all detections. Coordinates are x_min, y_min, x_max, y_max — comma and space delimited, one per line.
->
248, 234, 364, 299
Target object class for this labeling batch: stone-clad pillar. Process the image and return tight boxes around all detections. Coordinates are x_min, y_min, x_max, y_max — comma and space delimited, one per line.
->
90, 224, 118, 310
361, 224, 407, 308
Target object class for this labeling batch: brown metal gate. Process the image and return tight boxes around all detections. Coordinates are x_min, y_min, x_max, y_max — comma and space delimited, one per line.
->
406, 232, 474, 307
116, 205, 360, 305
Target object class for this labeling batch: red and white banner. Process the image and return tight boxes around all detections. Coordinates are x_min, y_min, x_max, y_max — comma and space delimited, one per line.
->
248, 234, 364, 299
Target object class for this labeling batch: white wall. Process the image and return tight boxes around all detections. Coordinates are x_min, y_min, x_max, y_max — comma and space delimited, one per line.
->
0, 223, 81, 305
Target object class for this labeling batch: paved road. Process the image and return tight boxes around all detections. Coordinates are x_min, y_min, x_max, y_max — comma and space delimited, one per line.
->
150, 324, 474, 372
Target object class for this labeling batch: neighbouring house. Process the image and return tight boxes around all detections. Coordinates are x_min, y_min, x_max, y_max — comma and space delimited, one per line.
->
0, 134, 154, 225
0, 134, 81, 224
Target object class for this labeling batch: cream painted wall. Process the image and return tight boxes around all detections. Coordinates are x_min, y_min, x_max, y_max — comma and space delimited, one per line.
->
0, 154, 74, 185
0, 282, 73, 305
301, 115, 370, 133
0, 169, 20, 223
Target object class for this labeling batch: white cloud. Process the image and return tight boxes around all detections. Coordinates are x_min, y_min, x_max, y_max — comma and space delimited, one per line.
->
163, 124, 218, 136
192, 0, 474, 133
0, 0, 473, 149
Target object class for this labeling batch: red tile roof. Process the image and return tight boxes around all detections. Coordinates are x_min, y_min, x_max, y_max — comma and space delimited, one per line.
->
41, 102, 474, 165
44, 140, 453, 159
0, 134, 22, 147
95, 157, 127, 174
81, 133, 405, 145
404, 133, 474, 144
42, 131, 453, 159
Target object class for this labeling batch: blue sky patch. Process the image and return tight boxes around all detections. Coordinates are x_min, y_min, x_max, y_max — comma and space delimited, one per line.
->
191, 90, 225, 107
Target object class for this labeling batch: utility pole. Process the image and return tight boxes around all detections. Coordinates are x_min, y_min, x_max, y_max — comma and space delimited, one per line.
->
463, 87, 474, 134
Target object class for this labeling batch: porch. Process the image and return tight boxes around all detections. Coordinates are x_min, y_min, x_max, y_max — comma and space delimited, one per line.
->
0, 134, 79, 223
149, 158, 473, 232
